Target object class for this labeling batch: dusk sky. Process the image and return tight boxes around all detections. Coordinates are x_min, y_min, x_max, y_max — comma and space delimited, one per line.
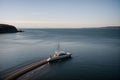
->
0, 0, 120, 28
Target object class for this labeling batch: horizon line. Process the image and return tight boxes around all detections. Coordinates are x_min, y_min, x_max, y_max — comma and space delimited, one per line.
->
17, 26, 120, 29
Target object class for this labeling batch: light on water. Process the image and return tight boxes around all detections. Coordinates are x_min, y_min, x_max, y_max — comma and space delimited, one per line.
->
0, 28, 120, 80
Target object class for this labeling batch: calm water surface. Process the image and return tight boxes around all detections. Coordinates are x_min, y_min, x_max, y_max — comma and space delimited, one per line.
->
0, 28, 120, 80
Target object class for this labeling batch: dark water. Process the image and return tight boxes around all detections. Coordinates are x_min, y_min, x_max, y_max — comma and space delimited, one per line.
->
0, 28, 120, 80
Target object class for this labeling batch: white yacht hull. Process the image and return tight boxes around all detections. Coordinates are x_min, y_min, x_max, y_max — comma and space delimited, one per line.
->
47, 53, 72, 62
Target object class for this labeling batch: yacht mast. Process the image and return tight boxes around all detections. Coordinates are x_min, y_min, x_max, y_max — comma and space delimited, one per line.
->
57, 42, 60, 52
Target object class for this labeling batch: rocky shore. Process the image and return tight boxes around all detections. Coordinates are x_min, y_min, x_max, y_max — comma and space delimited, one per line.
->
0, 24, 23, 33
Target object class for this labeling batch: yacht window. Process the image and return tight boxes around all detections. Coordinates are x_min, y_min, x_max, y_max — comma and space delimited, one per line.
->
59, 53, 66, 56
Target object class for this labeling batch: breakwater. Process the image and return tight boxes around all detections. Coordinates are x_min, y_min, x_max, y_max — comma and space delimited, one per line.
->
3, 59, 48, 80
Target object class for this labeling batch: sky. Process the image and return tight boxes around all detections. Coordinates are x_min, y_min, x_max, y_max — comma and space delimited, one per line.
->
0, 0, 120, 28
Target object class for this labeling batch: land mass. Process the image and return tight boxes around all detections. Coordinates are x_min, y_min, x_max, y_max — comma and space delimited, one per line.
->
0, 24, 23, 33
100, 26, 120, 29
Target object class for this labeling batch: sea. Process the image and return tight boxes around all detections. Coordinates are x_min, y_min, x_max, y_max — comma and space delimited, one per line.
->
0, 28, 120, 80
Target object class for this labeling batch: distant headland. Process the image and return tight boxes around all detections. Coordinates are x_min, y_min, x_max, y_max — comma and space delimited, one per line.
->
101, 26, 120, 29
0, 24, 23, 33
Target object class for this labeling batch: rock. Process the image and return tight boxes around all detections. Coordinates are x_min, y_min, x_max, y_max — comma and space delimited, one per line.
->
0, 24, 23, 33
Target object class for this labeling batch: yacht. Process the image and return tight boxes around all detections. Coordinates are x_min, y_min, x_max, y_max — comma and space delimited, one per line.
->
47, 42, 72, 62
